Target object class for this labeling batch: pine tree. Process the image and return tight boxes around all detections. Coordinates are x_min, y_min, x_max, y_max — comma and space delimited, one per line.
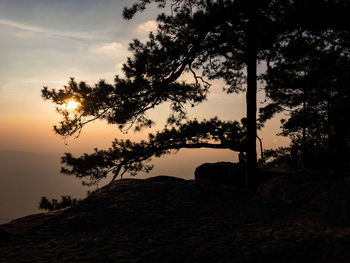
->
42, 0, 350, 187
260, 31, 350, 172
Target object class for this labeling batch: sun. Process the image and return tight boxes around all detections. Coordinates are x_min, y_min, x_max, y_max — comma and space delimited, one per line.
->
65, 99, 80, 111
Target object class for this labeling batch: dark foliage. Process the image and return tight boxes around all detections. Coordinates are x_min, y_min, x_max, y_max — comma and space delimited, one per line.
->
61, 118, 246, 186
42, 0, 350, 186
39, 196, 79, 211
260, 30, 350, 172
263, 147, 291, 168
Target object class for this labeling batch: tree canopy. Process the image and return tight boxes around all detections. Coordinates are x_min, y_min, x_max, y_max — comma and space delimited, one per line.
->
61, 118, 246, 186
260, 29, 350, 172
42, 0, 350, 187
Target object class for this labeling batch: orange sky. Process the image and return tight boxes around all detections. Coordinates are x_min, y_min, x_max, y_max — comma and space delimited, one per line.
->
0, 0, 290, 179
0, 1, 293, 221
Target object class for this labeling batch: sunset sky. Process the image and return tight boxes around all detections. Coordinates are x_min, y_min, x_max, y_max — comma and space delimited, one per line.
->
0, 0, 289, 175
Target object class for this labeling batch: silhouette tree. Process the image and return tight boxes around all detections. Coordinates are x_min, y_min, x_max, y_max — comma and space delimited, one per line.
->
42, 0, 350, 187
60, 118, 246, 186
260, 31, 350, 173
263, 147, 291, 168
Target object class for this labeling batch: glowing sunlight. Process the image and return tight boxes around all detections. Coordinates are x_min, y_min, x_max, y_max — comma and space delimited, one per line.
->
65, 99, 80, 111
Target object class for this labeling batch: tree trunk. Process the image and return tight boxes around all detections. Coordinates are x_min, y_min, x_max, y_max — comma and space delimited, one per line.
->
246, 10, 258, 188
301, 88, 307, 169
257, 135, 264, 165
301, 125, 306, 169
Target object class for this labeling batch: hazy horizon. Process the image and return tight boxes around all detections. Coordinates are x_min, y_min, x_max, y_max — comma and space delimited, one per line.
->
0, 148, 239, 222
0, 0, 289, 221
0, 0, 288, 154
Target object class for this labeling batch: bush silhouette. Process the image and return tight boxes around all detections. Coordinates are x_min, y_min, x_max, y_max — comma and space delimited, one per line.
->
39, 196, 79, 211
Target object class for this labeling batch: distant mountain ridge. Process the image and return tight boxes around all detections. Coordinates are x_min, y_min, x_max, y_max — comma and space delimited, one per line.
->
0, 217, 11, 225
0, 149, 49, 155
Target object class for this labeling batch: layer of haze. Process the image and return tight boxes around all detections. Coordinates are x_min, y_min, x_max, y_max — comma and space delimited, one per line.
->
0, 0, 289, 222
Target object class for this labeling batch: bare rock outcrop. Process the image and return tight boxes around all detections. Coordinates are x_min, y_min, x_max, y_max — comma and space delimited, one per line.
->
258, 174, 350, 225
194, 162, 291, 189
195, 162, 245, 187
2, 175, 350, 262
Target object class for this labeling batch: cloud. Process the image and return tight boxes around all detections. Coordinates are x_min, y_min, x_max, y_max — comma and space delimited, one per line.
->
136, 20, 157, 35
90, 42, 128, 58
0, 19, 94, 39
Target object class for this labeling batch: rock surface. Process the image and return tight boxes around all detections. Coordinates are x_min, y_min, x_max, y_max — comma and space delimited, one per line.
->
194, 162, 291, 189
1, 175, 350, 262
194, 162, 245, 187
258, 174, 350, 226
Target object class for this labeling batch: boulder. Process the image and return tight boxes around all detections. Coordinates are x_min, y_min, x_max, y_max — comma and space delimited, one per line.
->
195, 162, 246, 187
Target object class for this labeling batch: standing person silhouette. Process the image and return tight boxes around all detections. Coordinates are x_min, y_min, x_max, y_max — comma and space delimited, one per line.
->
239, 151, 246, 166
